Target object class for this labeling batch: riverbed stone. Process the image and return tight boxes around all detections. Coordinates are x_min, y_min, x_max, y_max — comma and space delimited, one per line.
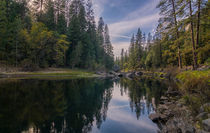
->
202, 118, 210, 132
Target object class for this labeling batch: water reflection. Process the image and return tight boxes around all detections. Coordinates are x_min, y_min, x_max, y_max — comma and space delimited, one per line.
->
0, 78, 167, 133
117, 78, 167, 119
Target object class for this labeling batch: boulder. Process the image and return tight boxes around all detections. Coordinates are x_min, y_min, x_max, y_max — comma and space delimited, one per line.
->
109, 71, 117, 76
126, 72, 136, 78
149, 113, 160, 122
202, 118, 210, 132
118, 73, 124, 77
196, 112, 208, 121
113, 65, 120, 72
135, 71, 143, 76
160, 96, 168, 101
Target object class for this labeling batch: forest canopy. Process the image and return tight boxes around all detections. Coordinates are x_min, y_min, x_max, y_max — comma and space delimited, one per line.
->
0, 0, 114, 70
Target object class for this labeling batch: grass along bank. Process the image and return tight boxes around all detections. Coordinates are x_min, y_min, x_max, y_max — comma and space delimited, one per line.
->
0, 68, 98, 78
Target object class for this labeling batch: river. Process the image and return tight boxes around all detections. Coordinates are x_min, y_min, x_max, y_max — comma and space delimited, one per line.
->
0, 78, 168, 133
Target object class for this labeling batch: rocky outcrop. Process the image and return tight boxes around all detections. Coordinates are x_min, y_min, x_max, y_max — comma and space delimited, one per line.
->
149, 87, 210, 133
149, 88, 196, 133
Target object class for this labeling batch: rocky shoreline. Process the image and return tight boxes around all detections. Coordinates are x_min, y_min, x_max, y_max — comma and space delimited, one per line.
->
149, 87, 210, 133
96, 70, 167, 79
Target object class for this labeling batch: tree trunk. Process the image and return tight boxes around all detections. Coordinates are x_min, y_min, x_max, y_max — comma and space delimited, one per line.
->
41, 0, 43, 12
196, 0, 201, 48
171, 0, 182, 69
189, 0, 198, 69
160, 42, 162, 66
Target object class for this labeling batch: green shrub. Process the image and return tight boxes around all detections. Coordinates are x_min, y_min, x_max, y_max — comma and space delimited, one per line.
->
177, 70, 210, 114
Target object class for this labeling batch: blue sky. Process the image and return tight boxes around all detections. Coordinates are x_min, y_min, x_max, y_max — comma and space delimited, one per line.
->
92, 0, 160, 57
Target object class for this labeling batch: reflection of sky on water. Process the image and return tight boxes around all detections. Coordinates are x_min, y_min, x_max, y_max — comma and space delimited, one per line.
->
91, 83, 159, 133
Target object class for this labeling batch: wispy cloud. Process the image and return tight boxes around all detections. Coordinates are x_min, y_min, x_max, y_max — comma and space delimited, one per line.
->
92, 0, 160, 57
113, 41, 130, 57
108, 0, 160, 57
109, 13, 159, 36
110, 34, 131, 39
92, 0, 110, 22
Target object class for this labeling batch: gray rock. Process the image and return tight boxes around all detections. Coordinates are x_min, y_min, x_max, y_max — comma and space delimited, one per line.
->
202, 118, 210, 132
135, 71, 143, 76
126, 72, 136, 78
118, 73, 124, 77
196, 112, 208, 120
149, 113, 160, 122
160, 96, 168, 101
177, 103, 183, 107
183, 125, 195, 133
113, 65, 120, 72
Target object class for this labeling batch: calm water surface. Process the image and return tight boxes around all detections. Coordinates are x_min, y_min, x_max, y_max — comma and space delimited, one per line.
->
0, 78, 168, 133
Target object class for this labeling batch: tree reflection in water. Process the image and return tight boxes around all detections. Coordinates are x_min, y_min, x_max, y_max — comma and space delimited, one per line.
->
0, 78, 167, 133
0, 78, 113, 133
116, 78, 168, 120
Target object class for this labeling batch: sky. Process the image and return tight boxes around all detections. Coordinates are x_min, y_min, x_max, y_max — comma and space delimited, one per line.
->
92, 0, 160, 57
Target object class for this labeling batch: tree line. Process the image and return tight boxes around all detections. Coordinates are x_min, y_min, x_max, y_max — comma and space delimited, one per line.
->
0, 0, 114, 70
116, 0, 209, 71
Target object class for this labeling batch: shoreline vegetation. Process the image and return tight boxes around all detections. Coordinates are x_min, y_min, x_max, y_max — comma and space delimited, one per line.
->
0, 68, 98, 79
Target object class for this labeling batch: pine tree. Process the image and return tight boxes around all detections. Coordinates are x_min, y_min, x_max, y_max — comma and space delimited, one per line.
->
135, 28, 143, 68
43, 0, 56, 31
97, 17, 105, 64
104, 24, 114, 69
147, 32, 152, 51
129, 34, 136, 69
157, 0, 182, 69
189, 0, 198, 69
0, 0, 7, 61
121, 49, 124, 70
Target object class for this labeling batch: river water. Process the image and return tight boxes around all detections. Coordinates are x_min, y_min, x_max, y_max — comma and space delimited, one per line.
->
0, 78, 168, 133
